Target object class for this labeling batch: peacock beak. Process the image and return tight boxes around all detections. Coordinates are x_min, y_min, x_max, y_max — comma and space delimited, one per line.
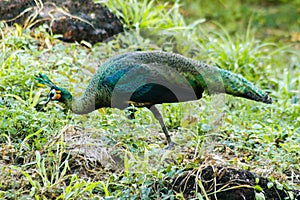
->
45, 95, 51, 106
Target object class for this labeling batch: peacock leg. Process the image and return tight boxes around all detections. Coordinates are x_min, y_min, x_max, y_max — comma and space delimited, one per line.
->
147, 105, 173, 145
127, 105, 137, 119
127, 106, 137, 120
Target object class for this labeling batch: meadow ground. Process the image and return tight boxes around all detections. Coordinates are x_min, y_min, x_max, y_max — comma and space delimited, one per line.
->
0, 0, 299, 199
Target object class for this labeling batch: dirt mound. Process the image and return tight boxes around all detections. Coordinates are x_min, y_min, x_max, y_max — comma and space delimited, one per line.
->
0, 0, 124, 44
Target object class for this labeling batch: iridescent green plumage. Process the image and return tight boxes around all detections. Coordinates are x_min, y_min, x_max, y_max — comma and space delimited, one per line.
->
36, 51, 272, 146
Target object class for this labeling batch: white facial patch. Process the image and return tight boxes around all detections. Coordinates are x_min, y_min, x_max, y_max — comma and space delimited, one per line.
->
49, 89, 57, 100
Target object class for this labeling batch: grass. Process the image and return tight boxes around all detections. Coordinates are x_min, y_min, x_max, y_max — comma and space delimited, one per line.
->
107, 0, 185, 29
0, 0, 299, 199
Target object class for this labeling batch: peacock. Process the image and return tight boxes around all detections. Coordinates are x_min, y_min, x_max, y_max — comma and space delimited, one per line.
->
35, 51, 272, 146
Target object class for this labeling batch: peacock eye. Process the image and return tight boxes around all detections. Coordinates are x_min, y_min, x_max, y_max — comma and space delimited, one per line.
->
49, 89, 57, 99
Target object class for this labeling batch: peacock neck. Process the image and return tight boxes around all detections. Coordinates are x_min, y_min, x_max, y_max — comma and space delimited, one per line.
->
64, 95, 107, 114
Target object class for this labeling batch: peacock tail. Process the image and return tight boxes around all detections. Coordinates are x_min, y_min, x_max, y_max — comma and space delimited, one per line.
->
81, 51, 272, 109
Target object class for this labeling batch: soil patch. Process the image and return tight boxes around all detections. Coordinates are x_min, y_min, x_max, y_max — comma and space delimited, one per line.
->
173, 165, 300, 199
0, 0, 124, 44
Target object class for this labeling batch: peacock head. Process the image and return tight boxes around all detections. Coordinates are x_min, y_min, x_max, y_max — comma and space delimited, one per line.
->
35, 74, 72, 106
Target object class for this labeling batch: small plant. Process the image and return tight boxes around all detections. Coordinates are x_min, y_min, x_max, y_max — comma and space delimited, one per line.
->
106, 0, 185, 30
